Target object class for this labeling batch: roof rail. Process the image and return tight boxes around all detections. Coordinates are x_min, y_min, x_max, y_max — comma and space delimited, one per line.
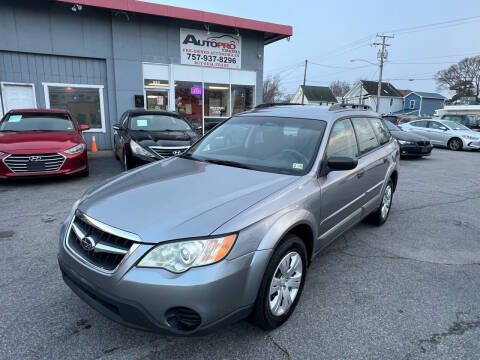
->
255, 102, 303, 109
329, 103, 372, 111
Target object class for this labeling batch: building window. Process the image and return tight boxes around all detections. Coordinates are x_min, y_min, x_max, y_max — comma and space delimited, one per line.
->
175, 81, 203, 129
231, 85, 254, 115
409, 100, 415, 109
44, 84, 105, 131
204, 83, 230, 131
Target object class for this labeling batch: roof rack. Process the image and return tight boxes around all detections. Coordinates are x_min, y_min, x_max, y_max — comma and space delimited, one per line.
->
329, 103, 372, 111
255, 102, 303, 109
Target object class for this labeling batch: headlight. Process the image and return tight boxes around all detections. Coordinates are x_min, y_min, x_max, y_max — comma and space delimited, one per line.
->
462, 135, 478, 140
397, 140, 414, 145
130, 140, 154, 158
138, 234, 237, 273
65, 143, 86, 154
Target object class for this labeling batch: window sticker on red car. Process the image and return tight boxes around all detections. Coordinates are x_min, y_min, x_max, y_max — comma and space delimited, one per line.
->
8, 115, 22, 122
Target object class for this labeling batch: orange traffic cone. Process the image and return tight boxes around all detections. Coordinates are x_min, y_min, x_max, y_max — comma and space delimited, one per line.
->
91, 135, 98, 152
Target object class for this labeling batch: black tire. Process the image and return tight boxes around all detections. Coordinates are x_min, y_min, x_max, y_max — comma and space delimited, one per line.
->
250, 234, 307, 331
448, 137, 463, 151
114, 140, 119, 160
366, 179, 394, 226
123, 148, 130, 171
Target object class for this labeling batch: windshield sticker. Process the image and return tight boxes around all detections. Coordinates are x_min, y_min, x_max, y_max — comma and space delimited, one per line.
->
292, 163, 304, 170
9, 115, 22, 122
136, 119, 148, 127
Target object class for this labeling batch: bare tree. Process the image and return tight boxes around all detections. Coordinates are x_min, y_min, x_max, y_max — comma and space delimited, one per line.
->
435, 56, 480, 98
263, 75, 285, 103
330, 80, 351, 97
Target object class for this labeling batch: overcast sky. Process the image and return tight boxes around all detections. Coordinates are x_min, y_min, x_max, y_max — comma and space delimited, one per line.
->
145, 0, 480, 96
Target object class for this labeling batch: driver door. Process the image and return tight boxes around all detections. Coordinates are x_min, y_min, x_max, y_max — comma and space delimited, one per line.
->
425, 121, 449, 145
318, 118, 364, 244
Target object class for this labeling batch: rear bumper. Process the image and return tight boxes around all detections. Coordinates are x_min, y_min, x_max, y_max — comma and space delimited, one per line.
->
0, 151, 88, 179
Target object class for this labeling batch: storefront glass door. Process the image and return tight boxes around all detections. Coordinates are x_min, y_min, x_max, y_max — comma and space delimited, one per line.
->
145, 89, 169, 111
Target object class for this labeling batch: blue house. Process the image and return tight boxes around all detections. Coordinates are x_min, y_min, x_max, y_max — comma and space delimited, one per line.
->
397, 92, 447, 117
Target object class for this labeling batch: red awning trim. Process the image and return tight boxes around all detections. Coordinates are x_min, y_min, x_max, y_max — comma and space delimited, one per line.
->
53, 0, 292, 43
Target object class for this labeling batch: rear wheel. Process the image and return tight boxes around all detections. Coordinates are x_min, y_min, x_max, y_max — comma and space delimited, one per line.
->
251, 234, 307, 330
448, 137, 462, 151
367, 179, 393, 226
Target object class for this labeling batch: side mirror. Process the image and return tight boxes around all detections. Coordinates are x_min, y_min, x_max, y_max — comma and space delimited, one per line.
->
113, 124, 122, 131
79, 124, 90, 131
327, 156, 358, 172
440, 126, 448, 131
195, 126, 202, 131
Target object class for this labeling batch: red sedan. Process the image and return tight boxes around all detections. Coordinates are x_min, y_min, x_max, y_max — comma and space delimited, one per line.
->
0, 109, 89, 179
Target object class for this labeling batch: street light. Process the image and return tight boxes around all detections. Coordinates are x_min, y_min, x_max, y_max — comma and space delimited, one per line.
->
350, 58, 378, 66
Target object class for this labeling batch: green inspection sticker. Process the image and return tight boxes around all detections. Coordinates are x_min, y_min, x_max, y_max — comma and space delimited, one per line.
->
292, 163, 304, 170
9, 115, 22, 122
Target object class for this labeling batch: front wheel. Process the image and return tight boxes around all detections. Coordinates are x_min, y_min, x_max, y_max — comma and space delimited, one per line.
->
448, 137, 463, 151
123, 148, 130, 171
251, 234, 307, 330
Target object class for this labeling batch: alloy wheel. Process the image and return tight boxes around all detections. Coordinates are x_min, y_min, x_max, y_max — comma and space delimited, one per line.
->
381, 184, 392, 219
269, 251, 303, 317
449, 138, 461, 151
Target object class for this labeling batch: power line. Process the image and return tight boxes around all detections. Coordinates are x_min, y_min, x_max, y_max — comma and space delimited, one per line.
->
385, 15, 480, 35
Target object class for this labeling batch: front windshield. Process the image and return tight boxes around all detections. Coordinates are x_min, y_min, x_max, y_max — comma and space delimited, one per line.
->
441, 120, 470, 131
130, 115, 192, 131
184, 116, 327, 175
385, 121, 401, 131
0, 113, 74, 132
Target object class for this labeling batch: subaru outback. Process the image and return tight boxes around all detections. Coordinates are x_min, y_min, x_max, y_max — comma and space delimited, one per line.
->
57, 103, 399, 335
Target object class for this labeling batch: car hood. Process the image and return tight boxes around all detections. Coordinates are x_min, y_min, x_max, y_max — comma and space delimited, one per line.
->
390, 130, 429, 142
130, 130, 199, 148
0, 131, 83, 152
78, 157, 298, 243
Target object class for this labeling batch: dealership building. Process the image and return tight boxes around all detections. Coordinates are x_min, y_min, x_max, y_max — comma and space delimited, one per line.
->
0, 0, 292, 149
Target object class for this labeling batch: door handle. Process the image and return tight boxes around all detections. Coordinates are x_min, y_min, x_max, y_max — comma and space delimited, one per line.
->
356, 170, 365, 178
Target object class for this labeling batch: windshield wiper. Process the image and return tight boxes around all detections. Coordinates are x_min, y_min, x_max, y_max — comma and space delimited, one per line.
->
202, 158, 254, 170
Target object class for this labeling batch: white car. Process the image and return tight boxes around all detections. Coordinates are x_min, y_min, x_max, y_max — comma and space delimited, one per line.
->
401, 119, 480, 151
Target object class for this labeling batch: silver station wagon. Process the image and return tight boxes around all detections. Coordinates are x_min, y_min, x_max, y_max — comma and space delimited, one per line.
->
57, 103, 400, 335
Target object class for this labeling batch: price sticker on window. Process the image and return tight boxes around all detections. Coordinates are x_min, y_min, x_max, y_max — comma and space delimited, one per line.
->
9, 115, 22, 122
136, 119, 148, 127
292, 163, 304, 170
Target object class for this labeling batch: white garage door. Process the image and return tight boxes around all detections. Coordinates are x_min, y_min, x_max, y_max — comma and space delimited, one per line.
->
1, 83, 37, 113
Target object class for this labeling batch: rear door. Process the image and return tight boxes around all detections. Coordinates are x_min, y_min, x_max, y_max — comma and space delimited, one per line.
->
351, 117, 387, 210
318, 118, 364, 242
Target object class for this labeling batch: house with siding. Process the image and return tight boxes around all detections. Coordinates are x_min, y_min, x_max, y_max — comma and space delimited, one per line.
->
343, 80, 403, 114
398, 92, 446, 117
290, 85, 337, 105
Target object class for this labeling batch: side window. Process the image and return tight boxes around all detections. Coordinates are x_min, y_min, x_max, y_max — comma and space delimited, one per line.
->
412, 120, 427, 128
429, 121, 445, 130
351, 117, 380, 155
369, 118, 391, 145
326, 119, 358, 158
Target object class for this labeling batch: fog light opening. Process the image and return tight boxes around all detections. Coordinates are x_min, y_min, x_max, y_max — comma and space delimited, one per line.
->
165, 307, 201, 331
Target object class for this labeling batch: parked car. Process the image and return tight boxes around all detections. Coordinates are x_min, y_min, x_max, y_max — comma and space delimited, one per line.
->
401, 119, 480, 151
384, 121, 432, 157
0, 109, 89, 179
58, 104, 399, 335
113, 110, 201, 170
439, 114, 480, 132
382, 114, 419, 125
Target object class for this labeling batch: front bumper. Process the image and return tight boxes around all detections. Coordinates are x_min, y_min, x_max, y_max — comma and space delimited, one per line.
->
464, 139, 480, 150
399, 143, 433, 157
57, 218, 271, 335
0, 151, 88, 179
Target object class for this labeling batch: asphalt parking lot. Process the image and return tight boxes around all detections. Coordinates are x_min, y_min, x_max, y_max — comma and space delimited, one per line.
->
1, 149, 480, 360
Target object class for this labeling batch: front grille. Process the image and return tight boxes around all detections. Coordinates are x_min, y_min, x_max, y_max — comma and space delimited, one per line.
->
3, 153, 65, 173
416, 141, 430, 146
66, 212, 136, 272
149, 146, 189, 158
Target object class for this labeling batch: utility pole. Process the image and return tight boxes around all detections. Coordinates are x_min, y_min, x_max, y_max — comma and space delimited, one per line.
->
372, 34, 393, 113
301, 59, 308, 104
